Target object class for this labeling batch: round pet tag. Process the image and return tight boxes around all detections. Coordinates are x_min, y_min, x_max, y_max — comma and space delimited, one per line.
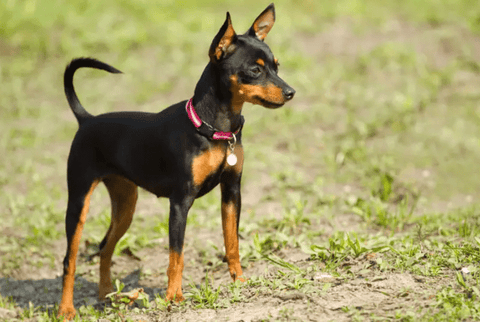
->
227, 153, 237, 166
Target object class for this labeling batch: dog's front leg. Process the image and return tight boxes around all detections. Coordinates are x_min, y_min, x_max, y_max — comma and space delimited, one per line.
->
220, 146, 245, 282
165, 194, 195, 302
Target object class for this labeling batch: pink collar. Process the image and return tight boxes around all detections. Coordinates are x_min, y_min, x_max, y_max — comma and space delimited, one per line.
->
186, 98, 243, 140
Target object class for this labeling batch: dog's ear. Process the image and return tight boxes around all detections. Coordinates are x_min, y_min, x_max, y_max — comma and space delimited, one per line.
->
209, 12, 237, 61
245, 3, 275, 41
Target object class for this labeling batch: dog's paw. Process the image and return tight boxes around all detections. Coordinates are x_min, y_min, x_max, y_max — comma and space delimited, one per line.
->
98, 282, 114, 300
165, 289, 185, 303
236, 275, 247, 283
57, 306, 76, 321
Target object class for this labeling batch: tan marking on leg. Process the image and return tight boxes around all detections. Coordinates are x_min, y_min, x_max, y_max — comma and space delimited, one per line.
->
58, 180, 99, 320
165, 249, 185, 302
191, 146, 225, 186
99, 175, 138, 299
221, 201, 244, 282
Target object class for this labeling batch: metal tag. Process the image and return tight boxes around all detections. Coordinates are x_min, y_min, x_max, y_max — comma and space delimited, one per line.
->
227, 153, 237, 166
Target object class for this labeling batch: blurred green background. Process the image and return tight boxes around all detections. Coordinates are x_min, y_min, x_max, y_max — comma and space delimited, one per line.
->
2, 0, 480, 202
1, 0, 480, 239
1, 0, 480, 319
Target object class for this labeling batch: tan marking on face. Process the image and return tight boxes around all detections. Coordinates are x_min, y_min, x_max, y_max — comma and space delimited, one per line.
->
230, 75, 285, 109
192, 146, 225, 186
256, 58, 265, 66
166, 249, 185, 302
274, 57, 279, 66
230, 75, 246, 114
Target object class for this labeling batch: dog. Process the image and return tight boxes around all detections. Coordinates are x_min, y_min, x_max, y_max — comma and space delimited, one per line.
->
58, 3, 295, 319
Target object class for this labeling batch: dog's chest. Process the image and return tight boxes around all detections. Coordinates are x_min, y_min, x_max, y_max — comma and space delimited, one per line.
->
191, 146, 227, 189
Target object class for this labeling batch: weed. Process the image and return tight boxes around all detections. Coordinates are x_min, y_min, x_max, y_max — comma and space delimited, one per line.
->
430, 287, 480, 321
0, 295, 15, 309
227, 280, 246, 303
264, 254, 303, 274
104, 279, 150, 321
186, 273, 224, 309
310, 232, 389, 271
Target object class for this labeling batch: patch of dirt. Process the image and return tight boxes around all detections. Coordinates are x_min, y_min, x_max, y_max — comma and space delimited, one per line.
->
0, 257, 444, 322
0, 229, 450, 322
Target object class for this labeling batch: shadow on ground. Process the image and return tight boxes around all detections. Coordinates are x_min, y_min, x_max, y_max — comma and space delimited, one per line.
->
0, 269, 165, 310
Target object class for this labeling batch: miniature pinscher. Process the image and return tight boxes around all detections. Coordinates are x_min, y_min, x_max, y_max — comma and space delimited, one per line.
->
58, 3, 295, 319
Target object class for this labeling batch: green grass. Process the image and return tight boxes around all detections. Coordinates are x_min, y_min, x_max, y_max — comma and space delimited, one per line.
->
1, 0, 480, 321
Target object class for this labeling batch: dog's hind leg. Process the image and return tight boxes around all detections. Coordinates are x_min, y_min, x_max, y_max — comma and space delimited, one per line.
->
97, 175, 138, 299
58, 177, 100, 319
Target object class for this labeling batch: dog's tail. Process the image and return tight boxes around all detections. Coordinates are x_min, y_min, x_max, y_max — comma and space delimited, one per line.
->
64, 57, 122, 124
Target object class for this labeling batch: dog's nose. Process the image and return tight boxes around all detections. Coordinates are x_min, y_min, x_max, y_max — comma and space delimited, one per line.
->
283, 87, 296, 101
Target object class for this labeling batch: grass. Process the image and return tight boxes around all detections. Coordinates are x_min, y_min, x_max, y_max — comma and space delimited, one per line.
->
1, 0, 480, 321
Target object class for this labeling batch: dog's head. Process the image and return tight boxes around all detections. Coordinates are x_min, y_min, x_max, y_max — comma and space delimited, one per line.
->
209, 4, 295, 110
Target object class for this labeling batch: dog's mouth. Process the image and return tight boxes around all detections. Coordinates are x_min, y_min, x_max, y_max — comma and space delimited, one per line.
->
255, 96, 285, 109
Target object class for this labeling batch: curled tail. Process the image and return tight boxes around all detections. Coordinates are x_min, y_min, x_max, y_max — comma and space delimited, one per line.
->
64, 57, 122, 124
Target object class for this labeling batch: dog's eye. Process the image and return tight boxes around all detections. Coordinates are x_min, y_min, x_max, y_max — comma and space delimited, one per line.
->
250, 66, 262, 76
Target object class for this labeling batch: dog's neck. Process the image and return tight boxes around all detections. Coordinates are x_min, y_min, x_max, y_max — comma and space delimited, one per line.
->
192, 63, 244, 133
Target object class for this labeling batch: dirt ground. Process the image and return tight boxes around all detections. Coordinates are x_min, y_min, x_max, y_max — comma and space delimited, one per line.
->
0, 168, 453, 322
0, 232, 446, 321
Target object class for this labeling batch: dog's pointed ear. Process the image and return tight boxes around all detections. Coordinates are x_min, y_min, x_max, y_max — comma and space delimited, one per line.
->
209, 12, 237, 61
245, 3, 275, 41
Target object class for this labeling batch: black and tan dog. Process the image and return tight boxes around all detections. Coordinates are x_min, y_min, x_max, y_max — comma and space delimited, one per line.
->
58, 3, 295, 319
